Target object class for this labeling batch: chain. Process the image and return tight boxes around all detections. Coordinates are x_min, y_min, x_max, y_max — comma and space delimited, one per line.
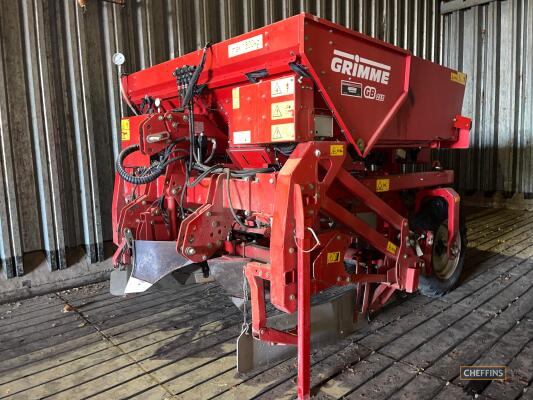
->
240, 269, 249, 335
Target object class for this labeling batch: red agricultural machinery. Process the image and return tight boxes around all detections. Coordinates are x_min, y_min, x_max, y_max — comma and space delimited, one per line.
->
111, 13, 470, 398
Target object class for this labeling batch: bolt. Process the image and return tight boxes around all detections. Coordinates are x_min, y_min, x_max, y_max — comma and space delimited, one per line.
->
202, 255, 207, 261
265, 272, 270, 278
288, 247, 295, 254
346, 277, 350, 282
212, 221, 219, 228
206, 211, 212, 217
207, 243, 213, 249
171, 188, 178, 195
337, 276, 342, 282
172, 122, 178, 128
308, 183, 314, 189
141, 200, 147, 205
403, 254, 408, 259
269, 178, 275, 184
216, 240, 222, 247
185, 247, 196, 256
336, 235, 341, 240
260, 328, 266, 334
289, 294, 296, 300
244, 210, 251, 217
158, 115, 164, 121
314, 149, 321, 157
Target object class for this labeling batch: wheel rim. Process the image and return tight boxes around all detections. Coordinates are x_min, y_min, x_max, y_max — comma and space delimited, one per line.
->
432, 220, 461, 280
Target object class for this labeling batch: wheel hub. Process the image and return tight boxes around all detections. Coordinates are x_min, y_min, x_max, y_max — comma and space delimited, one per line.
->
432, 221, 461, 280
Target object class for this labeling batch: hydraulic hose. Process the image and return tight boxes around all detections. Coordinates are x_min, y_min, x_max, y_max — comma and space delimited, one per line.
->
116, 144, 162, 184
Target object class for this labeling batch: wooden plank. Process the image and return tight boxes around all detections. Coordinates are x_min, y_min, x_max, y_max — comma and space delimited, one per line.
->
401, 310, 490, 369
232, 297, 435, 400
454, 320, 533, 393
482, 338, 533, 400
387, 372, 445, 400
426, 285, 533, 382
315, 353, 396, 399
344, 361, 418, 399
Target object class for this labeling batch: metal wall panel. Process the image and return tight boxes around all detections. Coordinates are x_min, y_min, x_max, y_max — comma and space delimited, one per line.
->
439, 0, 533, 194
0, 0, 441, 277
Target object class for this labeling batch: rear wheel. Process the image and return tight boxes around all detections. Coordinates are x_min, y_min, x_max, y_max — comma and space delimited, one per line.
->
412, 198, 467, 298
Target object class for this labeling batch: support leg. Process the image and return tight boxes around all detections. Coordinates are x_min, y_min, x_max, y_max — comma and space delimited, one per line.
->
295, 185, 311, 399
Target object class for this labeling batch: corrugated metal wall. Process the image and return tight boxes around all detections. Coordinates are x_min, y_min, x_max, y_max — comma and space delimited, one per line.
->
0, 0, 442, 278
24, 0, 533, 280
439, 0, 533, 194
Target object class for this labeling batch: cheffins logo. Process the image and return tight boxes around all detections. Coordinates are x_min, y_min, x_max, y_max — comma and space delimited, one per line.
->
331, 49, 391, 85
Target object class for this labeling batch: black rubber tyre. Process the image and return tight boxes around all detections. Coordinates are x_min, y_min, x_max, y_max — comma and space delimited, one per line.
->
411, 197, 467, 298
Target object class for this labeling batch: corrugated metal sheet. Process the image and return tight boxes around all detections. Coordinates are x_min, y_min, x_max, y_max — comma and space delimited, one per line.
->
439, 0, 533, 194
0, 0, 442, 277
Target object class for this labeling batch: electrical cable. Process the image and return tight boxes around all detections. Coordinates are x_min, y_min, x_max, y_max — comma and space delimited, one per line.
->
225, 168, 248, 230
116, 140, 187, 185
118, 68, 138, 116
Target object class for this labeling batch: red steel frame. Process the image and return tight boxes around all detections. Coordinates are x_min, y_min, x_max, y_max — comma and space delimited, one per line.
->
112, 13, 471, 399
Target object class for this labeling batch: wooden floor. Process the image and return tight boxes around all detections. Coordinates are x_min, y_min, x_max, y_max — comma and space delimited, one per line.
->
2, 207, 533, 399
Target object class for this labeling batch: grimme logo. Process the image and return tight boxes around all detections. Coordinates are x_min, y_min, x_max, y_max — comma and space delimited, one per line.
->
331, 49, 391, 85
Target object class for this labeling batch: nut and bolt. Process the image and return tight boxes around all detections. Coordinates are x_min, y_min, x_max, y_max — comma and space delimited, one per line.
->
288, 247, 295, 254
289, 294, 296, 301
314, 149, 321, 157
202, 255, 207, 261
206, 211, 212, 217
269, 178, 275, 184
185, 247, 196, 256
158, 115, 164, 121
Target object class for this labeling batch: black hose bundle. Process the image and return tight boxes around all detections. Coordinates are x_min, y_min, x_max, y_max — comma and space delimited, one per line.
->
116, 141, 187, 185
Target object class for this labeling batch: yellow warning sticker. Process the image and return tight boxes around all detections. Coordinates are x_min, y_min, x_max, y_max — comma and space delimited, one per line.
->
271, 100, 294, 120
271, 77, 295, 97
376, 178, 390, 192
271, 123, 295, 142
232, 87, 240, 109
121, 119, 130, 141
386, 241, 397, 254
451, 71, 467, 85
327, 251, 341, 264
330, 144, 344, 156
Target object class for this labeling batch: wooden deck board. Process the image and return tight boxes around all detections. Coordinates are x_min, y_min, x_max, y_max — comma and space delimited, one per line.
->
3, 207, 533, 399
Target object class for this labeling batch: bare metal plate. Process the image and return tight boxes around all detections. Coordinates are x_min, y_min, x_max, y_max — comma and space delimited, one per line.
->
237, 288, 365, 372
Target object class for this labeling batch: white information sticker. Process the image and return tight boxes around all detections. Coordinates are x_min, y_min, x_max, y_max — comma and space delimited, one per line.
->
233, 130, 251, 144
271, 77, 295, 97
228, 34, 263, 58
